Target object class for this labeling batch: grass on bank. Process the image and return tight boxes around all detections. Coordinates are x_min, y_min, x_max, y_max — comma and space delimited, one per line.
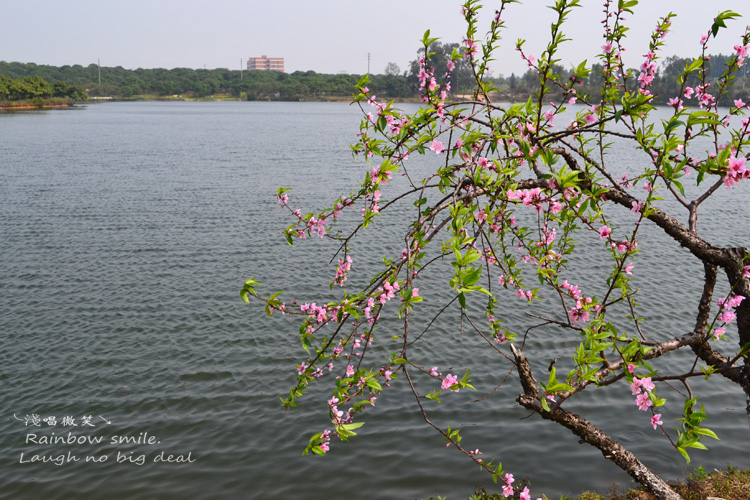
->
0, 97, 75, 108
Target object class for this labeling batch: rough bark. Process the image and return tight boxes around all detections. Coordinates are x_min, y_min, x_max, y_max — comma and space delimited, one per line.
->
517, 394, 683, 500
511, 345, 683, 500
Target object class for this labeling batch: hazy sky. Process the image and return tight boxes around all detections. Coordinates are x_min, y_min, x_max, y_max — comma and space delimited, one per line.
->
2, 1, 748, 77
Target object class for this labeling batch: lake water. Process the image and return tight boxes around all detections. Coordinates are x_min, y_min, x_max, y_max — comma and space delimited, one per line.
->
1, 101, 748, 499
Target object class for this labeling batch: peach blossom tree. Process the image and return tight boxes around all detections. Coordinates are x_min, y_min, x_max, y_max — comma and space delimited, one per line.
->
243, 1, 750, 499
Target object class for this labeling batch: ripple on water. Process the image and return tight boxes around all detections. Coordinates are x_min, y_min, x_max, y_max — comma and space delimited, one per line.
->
1, 102, 748, 500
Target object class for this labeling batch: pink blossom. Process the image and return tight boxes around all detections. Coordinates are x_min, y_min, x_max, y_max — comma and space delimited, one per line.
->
735, 98, 747, 109
429, 140, 445, 154
585, 113, 597, 125
599, 226, 612, 239
713, 326, 726, 340
667, 97, 684, 111
570, 307, 589, 323
441, 373, 459, 391
520, 487, 531, 500
723, 156, 747, 188
602, 41, 613, 54
651, 414, 663, 429
727, 295, 746, 308
627, 364, 636, 373
643, 182, 653, 192
684, 87, 695, 99
630, 377, 643, 395
720, 310, 736, 323
430, 366, 439, 377
346, 365, 355, 377
624, 263, 634, 275
636, 392, 653, 411
640, 377, 655, 392
475, 209, 488, 223
631, 200, 643, 213
743, 265, 750, 278
501, 473, 515, 496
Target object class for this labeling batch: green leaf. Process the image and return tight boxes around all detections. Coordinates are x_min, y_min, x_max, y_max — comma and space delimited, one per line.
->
694, 428, 719, 440
340, 422, 365, 431
463, 267, 482, 286
541, 397, 551, 412
366, 378, 383, 391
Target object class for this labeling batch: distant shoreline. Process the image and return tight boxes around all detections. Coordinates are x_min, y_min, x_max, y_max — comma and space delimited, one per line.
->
0, 102, 74, 111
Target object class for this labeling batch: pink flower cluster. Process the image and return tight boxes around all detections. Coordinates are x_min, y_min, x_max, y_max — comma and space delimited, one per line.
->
723, 156, 748, 189
301, 302, 329, 324
562, 280, 594, 323
369, 164, 392, 185
714, 294, 746, 339
507, 187, 542, 210
684, 84, 715, 109
331, 197, 353, 219
319, 429, 331, 452
638, 50, 657, 91
631, 376, 655, 411
364, 280, 401, 322
416, 57, 437, 93
307, 216, 328, 238
501, 473, 514, 497
736, 44, 749, 66
667, 96, 684, 112
499, 473, 538, 499
328, 396, 354, 425
334, 256, 353, 286
462, 37, 479, 59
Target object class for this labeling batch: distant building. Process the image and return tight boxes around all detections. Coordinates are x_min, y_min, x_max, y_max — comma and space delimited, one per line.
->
247, 56, 284, 72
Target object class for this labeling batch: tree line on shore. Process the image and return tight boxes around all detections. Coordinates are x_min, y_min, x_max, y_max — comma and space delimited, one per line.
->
1, 47, 747, 104
0, 74, 88, 103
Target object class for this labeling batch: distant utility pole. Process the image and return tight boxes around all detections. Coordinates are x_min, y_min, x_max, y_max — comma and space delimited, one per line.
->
240, 58, 243, 80
367, 53, 370, 74
98, 59, 101, 85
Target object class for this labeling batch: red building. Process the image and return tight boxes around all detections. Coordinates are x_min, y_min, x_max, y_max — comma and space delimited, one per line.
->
247, 56, 284, 72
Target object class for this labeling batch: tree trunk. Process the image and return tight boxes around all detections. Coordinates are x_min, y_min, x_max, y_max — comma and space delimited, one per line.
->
511, 345, 683, 500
